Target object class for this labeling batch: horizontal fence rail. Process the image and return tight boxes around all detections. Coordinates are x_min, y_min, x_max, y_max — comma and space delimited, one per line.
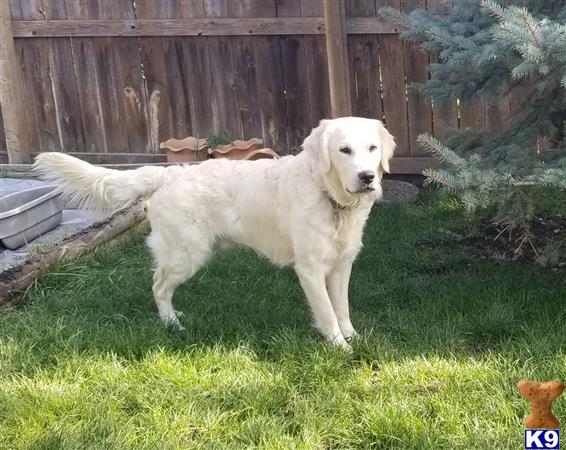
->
12, 17, 399, 37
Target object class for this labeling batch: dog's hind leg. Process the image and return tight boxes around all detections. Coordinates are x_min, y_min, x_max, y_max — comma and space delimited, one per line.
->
150, 240, 212, 330
152, 267, 188, 329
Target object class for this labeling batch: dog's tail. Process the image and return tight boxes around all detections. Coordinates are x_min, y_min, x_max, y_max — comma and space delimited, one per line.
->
33, 152, 167, 211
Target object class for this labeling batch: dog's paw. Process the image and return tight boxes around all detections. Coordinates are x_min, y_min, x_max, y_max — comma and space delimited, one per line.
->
342, 328, 359, 342
174, 310, 185, 319
329, 333, 352, 352
161, 316, 185, 331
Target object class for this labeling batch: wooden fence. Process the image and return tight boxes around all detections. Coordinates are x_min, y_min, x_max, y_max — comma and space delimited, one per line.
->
0, 0, 515, 173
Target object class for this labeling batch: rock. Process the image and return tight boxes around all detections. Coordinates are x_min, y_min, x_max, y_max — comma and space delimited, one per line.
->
379, 180, 419, 204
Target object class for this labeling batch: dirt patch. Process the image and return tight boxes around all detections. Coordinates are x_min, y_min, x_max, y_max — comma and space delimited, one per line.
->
473, 215, 565, 266
417, 214, 566, 270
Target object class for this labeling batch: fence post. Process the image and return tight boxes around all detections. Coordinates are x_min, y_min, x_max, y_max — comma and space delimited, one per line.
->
0, 1, 30, 164
323, 0, 352, 118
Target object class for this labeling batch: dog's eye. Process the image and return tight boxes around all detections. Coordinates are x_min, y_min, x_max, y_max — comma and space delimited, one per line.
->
369, 145, 377, 152
339, 147, 352, 155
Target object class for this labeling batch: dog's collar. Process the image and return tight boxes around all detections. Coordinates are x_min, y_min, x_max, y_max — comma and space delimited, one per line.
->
324, 191, 353, 211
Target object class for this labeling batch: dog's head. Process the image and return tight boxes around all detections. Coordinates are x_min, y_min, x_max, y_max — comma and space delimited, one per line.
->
302, 117, 396, 196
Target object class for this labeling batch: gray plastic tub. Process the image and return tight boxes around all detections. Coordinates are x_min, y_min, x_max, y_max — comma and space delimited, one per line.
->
0, 186, 64, 250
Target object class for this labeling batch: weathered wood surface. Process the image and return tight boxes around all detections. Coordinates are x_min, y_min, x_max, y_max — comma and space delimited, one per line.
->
11, 17, 400, 37
0, 105, 6, 154
0, 0, 522, 174
0, 0, 29, 162
427, 0, 458, 141
379, 0, 410, 157
324, 0, 352, 118
348, 0, 382, 130
401, 0, 433, 156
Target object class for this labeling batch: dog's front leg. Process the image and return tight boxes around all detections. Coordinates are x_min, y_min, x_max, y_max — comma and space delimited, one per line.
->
295, 265, 350, 349
327, 261, 357, 341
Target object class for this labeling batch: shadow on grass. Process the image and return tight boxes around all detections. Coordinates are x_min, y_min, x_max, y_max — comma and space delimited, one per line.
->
1, 202, 565, 376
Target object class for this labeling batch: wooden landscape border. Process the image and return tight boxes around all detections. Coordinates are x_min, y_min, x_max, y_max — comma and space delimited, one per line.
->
0, 201, 148, 302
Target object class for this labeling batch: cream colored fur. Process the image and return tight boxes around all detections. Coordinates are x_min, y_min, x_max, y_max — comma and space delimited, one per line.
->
33, 117, 395, 349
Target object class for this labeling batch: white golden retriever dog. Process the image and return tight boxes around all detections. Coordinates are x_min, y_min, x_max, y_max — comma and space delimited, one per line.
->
34, 117, 395, 349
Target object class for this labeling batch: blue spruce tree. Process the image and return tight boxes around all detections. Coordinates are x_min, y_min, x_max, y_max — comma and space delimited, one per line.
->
381, 0, 566, 261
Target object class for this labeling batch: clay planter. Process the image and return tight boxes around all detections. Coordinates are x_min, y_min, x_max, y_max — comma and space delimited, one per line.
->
160, 137, 209, 163
208, 138, 278, 160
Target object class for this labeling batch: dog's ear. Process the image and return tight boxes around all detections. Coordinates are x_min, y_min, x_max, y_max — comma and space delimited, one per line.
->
376, 121, 396, 174
303, 119, 332, 173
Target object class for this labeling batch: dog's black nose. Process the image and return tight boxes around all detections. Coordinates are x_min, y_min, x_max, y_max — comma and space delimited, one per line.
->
358, 171, 375, 185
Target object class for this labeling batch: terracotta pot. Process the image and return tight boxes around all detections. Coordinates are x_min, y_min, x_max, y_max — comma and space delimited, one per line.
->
160, 137, 209, 163
208, 138, 278, 160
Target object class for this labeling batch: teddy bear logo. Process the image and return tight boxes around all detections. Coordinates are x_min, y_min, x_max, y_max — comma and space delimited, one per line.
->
517, 380, 564, 429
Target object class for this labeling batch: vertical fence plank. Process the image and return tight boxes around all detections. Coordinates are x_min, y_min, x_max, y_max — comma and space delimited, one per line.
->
460, 100, 486, 129
276, 0, 303, 17
44, 0, 86, 152
113, 37, 151, 153
323, 0, 352, 118
508, 84, 531, 131
137, 0, 177, 151
179, 0, 215, 139
8, 0, 23, 20
348, 0, 383, 124
0, 105, 6, 154
427, 0, 458, 141
230, 35, 263, 140
485, 80, 511, 134
105, 1, 152, 154
401, 0, 433, 156
1, 0, 29, 162
10, 0, 49, 154
228, 1, 263, 140
24, 38, 60, 152
254, 35, 287, 148
301, 0, 331, 128
277, 0, 311, 151
89, 1, 136, 153
47, 40, 85, 152
348, 0, 375, 16
92, 38, 131, 152
204, 0, 241, 141
9, 1, 38, 155
62, 0, 88, 20
378, 0, 410, 156
71, 37, 108, 152
162, 38, 195, 141
158, 0, 193, 143
66, 0, 108, 152
226, 0, 286, 148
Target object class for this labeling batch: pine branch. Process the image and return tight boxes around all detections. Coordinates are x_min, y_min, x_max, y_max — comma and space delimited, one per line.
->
417, 134, 467, 168
422, 169, 457, 190
521, 10, 541, 48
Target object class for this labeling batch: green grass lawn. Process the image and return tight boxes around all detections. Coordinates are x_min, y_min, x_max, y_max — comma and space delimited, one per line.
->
1, 193, 565, 449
